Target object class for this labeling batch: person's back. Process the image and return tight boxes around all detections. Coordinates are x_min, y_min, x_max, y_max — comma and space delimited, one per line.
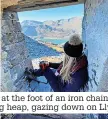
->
26, 34, 88, 92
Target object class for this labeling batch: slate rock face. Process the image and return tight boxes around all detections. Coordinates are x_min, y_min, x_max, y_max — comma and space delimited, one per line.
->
97, 58, 108, 92
2, 0, 82, 12
83, 0, 108, 92
82, 0, 108, 119
1, 11, 32, 92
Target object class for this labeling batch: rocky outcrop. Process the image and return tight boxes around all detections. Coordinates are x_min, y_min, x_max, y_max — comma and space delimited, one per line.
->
83, 0, 108, 92
97, 58, 108, 92
82, 1, 108, 118
2, 0, 83, 12
1, 0, 18, 13
1, 11, 32, 91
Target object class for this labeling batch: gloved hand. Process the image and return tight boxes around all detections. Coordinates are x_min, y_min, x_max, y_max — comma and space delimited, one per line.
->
25, 67, 37, 76
24, 67, 36, 83
39, 61, 49, 71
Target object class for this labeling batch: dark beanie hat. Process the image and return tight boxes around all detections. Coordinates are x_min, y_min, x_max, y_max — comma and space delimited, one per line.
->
64, 41, 83, 57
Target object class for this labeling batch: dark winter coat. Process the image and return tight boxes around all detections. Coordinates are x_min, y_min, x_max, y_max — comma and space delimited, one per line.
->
35, 54, 88, 92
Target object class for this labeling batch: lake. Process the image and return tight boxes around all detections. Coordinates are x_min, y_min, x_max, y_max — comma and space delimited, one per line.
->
39, 38, 68, 45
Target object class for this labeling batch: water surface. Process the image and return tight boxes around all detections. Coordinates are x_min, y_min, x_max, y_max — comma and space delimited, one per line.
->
39, 38, 68, 45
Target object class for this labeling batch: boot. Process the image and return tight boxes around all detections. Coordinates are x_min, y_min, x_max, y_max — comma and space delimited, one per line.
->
24, 67, 48, 84
24, 67, 37, 83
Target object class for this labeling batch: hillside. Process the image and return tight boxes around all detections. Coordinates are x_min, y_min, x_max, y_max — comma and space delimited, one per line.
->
21, 17, 82, 39
24, 35, 61, 59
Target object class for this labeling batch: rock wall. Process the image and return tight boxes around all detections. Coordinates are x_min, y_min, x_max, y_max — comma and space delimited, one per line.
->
97, 58, 108, 92
1, 0, 19, 10
1, 10, 32, 91
3, 0, 83, 12
82, 0, 108, 92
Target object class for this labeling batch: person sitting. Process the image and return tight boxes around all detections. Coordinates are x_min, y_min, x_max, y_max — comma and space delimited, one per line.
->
26, 34, 88, 92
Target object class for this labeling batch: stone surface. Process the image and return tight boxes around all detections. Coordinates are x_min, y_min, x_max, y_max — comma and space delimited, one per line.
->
82, 0, 108, 92
97, 58, 108, 92
2, 11, 19, 21
82, 1, 108, 118
2, 0, 83, 12
1, 11, 33, 92
1, 0, 19, 11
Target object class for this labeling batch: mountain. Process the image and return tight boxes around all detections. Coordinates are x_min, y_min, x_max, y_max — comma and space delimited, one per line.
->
21, 20, 42, 26
21, 17, 82, 39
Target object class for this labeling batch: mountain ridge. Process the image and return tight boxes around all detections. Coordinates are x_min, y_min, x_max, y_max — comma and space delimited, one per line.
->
21, 17, 82, 39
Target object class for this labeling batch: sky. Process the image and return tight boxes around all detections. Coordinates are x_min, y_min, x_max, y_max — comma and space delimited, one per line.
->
18, 4, 84, 22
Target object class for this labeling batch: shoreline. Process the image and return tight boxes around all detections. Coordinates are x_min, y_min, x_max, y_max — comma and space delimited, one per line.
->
41, 37, 67, 40
37, 40, 64, 53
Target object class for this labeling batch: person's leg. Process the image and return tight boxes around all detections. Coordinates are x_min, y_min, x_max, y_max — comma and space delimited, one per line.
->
33, 69, 44, 77
43, 68, 61, 92
32, 68, 63, 92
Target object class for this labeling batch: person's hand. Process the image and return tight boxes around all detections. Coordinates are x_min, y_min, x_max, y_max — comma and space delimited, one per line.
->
39, 61, 49, 70
24, 67, 37, 76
